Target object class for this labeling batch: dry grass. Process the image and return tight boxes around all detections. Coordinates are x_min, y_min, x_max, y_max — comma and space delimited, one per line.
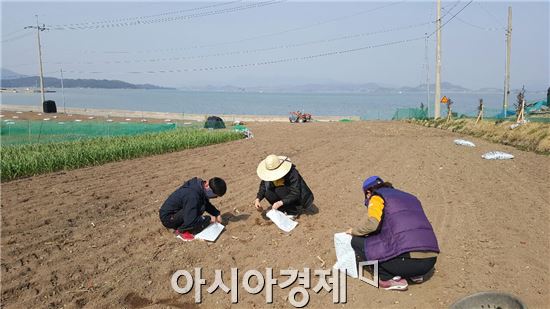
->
410, 118, 550, 154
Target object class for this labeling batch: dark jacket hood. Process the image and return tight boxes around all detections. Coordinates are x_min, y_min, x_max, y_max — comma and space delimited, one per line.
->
183, 177, 205, 197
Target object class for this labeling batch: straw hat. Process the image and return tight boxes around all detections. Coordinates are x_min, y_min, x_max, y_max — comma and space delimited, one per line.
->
256, 154, 292, 181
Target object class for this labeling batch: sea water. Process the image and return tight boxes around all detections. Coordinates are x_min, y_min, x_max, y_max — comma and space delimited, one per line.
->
1, 88, 544, 120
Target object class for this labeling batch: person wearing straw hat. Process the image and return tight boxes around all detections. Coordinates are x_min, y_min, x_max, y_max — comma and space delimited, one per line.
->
254, 154, 314, 218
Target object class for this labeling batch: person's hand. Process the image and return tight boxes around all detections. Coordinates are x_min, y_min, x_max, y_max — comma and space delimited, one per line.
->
215, 215, 223, 223
254, 198, 262, 210
209, 215, 216, 223
345, 228, 353, 235
272, 200, 283, 210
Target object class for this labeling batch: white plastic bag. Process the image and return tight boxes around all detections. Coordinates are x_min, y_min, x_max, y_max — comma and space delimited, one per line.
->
482, 151, 514, 160
266, 209, 298, 232
454, 139, 476, 147
333, 233, 358, 278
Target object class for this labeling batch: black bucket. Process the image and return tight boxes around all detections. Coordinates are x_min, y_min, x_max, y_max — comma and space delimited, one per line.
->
43, 100, 57, 113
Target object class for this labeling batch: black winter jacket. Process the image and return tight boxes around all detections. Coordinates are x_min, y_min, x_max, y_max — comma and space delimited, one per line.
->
159, 177, 220, 230
256, 165, 314, 209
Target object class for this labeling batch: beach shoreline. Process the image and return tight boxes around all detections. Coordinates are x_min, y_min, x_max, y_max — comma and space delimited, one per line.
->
0, 104, 360, 122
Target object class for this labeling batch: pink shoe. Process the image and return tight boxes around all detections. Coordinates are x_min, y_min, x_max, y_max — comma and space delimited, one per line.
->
410, 275, 424, 284
175, 230, 194, 242
379, 276, 408, 291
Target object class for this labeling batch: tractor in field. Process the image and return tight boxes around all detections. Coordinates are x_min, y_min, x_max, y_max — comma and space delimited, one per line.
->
289, 111, 312, 123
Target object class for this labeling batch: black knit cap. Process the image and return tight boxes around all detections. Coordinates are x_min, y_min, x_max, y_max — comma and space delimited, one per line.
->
209, 177, 227, 197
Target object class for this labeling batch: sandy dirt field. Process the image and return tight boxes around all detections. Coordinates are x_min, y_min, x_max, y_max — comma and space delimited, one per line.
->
1, 121, 549, 308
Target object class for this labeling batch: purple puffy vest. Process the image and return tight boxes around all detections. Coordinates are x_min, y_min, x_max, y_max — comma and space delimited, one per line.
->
364, 187, 440, 262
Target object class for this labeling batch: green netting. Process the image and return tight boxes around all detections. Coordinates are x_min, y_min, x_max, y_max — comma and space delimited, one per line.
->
392, 108, 428, 120
458, 105, 550, 123
339, 118, 353, 122
0, 120, 177, 145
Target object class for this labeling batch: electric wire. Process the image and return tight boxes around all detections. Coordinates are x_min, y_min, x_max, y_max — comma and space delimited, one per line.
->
79, 0, 408, 55
48, 1, 285, 30
440, 0, 462, 19
44, 21, 432, 67
1, 28, 27, 39
442, 7, 505, 31
57, 35, 426, 76
7, 1, 416, 69
51, 1, 242, 28
476, 1, 506, 28
1, 31, 34, 44
427, 0, 474, 38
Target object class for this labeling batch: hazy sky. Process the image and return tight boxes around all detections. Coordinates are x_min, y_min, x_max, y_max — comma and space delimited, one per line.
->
1, 1, 548, 90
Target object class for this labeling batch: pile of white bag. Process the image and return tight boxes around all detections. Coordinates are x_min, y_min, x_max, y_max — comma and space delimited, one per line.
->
454, 139, 476, 147
481, 151, 514, 160
452, 139, 514, 160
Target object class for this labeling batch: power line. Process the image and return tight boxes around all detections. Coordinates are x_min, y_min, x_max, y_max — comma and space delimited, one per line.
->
51, 1, 242, 28
76, 0, 409, 55
48, 1, 285, 30
41, 21, 432, 67
1, 28, 27, 39
477, 1, 506, 28
443, 8, 505, 31
427, 0, 474, 38
229, 0, 408, 44
203, 0, 408, 48
7, 1, 414, 68
58, 35, 426, 76
440, 0, 462, 19
1, 31, 34, 44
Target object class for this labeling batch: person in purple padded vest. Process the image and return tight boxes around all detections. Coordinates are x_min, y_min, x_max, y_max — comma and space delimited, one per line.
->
345, 176, 440, 291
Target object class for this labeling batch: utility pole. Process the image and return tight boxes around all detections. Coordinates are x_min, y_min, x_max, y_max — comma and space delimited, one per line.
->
434, 0, 442, 119
503, 6, 512, 118
24, 15, 48, 109
424, 35, 430, 117
60, 68, 66, 114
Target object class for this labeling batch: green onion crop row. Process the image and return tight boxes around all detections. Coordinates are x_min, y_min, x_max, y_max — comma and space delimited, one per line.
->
1, 128, 243, 181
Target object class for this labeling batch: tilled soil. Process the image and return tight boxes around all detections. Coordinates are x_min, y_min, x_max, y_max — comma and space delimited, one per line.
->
1, 121, 548, 308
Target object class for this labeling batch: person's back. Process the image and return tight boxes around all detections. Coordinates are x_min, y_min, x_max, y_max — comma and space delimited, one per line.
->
159, 177, 226, 241
365, 187, 439, 262
159, 177, 202, 223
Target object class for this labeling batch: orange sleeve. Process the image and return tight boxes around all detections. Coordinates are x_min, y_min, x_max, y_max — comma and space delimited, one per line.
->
367, 195, 384, 222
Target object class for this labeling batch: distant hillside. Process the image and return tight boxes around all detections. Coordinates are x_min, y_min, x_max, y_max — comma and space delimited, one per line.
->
1, 68, 28, 80
399, 82, 470, 93
0, 76, 171, 89
181, 81, 477, 93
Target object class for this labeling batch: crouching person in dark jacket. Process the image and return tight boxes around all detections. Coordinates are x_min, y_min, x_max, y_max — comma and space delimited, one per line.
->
159, 177, 227, 241
254, 154, 314, 219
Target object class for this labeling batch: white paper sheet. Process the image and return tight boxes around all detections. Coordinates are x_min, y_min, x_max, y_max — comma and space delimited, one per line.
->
194, 222, 225, 242
266, 209, 298, 232
333, 233, 358, 278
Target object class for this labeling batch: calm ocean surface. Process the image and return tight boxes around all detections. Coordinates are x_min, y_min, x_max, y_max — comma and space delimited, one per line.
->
1, 88, 545, 120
